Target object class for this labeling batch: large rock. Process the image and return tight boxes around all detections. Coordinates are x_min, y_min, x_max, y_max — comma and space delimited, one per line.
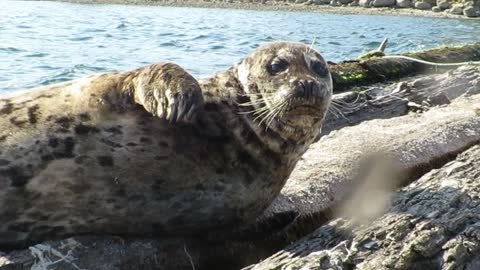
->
338, 0, 354, 4
432, 5, 442, 11
313, 0, 330, 4
396, 0, 412, 7
463, 5, 480, 16
372, 0, 395, 6
437, 0, 451, 9
448, 6, 464, 14
415, 1, 432, 9
423, 0, 436, 5
359, 0, 373, 6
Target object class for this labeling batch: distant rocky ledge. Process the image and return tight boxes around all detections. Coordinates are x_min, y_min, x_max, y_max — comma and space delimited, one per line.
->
47, 0, 480, 18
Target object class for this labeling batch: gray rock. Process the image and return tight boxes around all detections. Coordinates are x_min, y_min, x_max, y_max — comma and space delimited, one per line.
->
330, 0, 341, 5
396, 0, 411, 7
432, 5, 442, 11
313, 0, 330, 4
423, 0, 436, 5
338, 0, 354, 4
349, 0, 360, 5
437, 0, 451, 9
295, 0, 307, 3
359, 0, 373, 6
449, 6, 464, 14
463, 6, 480, 16
415, 1, 432, 8
372, 0, 395, 6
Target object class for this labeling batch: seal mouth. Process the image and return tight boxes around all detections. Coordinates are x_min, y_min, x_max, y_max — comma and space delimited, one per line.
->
284, 96, 327, 115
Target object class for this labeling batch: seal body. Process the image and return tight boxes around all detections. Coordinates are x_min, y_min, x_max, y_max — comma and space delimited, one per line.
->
0, 42, 332, 247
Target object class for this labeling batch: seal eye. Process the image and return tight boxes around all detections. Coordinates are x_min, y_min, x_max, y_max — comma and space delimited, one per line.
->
312, 61, 328, 77
268, 59, 289, 74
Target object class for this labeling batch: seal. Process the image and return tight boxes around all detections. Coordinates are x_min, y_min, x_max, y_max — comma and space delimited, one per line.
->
0, 42, 332, 248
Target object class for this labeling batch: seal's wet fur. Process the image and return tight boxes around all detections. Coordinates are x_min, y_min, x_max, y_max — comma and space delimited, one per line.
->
0, 42, 332, 248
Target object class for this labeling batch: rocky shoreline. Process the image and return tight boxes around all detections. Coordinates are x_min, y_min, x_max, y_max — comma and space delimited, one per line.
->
43, 0, 480, 18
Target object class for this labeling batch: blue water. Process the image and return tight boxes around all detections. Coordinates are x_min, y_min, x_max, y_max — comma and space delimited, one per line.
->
0, 1, 479, 93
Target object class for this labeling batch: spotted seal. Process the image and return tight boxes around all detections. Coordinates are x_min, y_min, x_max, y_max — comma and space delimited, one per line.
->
0, 42, 332, 248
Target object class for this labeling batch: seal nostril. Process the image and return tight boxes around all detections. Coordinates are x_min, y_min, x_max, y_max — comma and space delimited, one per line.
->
298, 80, 306, 98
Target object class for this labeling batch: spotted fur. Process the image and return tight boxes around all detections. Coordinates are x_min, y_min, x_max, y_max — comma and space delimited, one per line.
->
0, 42, 332, 248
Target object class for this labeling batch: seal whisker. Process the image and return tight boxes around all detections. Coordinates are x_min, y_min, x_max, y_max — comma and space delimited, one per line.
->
253, 99, 286, 125
328, 103, 348, 120
330, 100, 367, 112
260, 100, 289, 130
266, 101, 289, 129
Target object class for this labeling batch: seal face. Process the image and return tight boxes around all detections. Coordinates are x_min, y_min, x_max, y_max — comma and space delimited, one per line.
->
235, 42, 332, 142
0, 42, 331, 248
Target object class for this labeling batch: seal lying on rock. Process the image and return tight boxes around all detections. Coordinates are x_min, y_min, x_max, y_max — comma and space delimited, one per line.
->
0, 42, 332, 248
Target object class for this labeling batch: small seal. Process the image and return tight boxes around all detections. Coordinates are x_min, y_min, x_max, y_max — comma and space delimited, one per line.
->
0, 42, 332, 248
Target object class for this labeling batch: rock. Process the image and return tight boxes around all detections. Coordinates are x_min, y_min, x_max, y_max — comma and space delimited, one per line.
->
432, 5, 442, 11
463, 6, 480, 16
437, 0, 451, 9
295, 0, 307, 3
396, 0, 411, 7
349, 0, 360, 5
449, 6, 464, 14
423, 0, 436, 5
313, 0, 330, 4
330, 0, 341, 5
246, 143, 480, 270
359, 0, 373, 6
415, 1, 432, 8
338, 0, 354, 4
372, 0, 395, 6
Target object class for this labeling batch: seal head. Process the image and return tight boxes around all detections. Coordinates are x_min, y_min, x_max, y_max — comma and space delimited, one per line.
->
235, 42, 332, 144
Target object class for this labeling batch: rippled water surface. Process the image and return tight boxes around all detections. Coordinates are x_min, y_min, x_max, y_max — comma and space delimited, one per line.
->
1, 1, 479, 92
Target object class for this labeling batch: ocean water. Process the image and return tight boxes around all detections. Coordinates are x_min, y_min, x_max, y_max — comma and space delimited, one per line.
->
0, 0, 479, 93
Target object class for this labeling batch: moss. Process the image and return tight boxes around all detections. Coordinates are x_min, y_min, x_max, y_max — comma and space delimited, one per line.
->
341, 73, 365, 81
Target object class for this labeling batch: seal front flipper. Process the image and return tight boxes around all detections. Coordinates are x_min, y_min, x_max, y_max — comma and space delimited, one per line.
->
128, 62, 204, 123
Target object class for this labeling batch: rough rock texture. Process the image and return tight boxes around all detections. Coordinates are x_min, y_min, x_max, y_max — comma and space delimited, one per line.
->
372, 0, 395, 6
245, 143, 480, 270
396, 0, 412, 7
322, 66, 480, 136
359, 0, 373, 6
437, 0, 451, 9
423, 0, 436, 6
448, 6, 464, 14
463, 5, 480, 16
415, 1, 432, 9
1, 66, 480, 270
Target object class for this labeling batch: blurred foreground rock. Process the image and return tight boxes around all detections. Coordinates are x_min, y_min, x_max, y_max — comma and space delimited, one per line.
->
1, 66, 480, 270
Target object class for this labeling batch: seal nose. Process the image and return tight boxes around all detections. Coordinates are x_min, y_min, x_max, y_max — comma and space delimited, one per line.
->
298, 79, 319, 99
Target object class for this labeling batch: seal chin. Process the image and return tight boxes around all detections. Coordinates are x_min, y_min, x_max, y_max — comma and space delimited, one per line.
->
276, 84, 330, 130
